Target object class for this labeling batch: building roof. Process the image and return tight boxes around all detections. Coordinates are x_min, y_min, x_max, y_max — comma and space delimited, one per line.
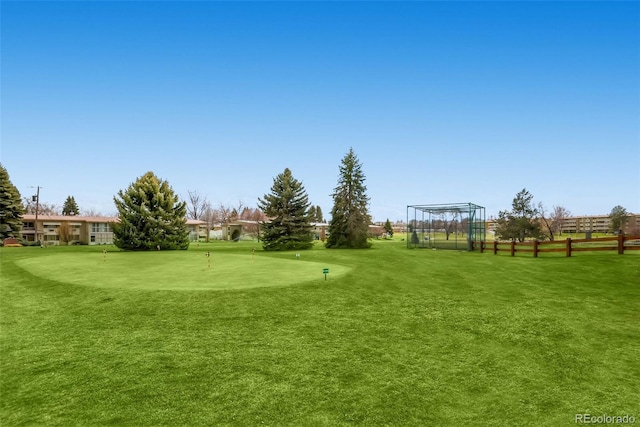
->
22, 214, 206, 225
22, 214, 116, 223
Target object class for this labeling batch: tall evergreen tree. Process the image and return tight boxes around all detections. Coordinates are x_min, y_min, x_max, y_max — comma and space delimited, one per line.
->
62, 196, 80, 216
326, 148, 372, 249
315, 205, 325, 223
0, 164, 24, 240
112, 171, 189, 250
257, 168, 313, 251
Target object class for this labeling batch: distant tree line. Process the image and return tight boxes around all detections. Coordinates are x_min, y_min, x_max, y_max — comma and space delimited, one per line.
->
495, 188, 636, 241
2, 159, 636, 250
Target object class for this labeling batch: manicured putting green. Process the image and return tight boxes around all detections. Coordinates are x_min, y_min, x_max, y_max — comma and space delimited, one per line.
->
16, 251, 350, 290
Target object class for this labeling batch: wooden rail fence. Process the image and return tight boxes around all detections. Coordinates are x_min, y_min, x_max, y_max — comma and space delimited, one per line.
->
471, 234, 640, 257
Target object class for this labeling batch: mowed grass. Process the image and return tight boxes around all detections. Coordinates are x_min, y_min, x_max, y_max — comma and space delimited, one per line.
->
1, 240, 639, 426
14, 249, 350, 291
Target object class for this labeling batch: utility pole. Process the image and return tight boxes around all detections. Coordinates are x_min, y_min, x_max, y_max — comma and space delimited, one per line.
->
30, 186, 42, 243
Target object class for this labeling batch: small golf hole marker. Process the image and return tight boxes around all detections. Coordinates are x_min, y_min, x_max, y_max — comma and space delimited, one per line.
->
323, 267, 329, 281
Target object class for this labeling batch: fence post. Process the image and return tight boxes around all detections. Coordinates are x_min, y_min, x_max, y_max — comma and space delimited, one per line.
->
510, 240, 515, 256
566, 238, 572, 257
533, 240, 538, 258
618, 233, 624, 255
480, 241, 484, 253
493, 240, 498, 255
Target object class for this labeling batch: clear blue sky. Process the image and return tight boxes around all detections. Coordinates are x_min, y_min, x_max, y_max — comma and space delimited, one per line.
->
2, 1, 639, 222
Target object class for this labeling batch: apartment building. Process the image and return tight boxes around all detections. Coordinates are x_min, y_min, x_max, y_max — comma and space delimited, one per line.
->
561, 214, 639, 234
486, 213, 640, 235
20, 214, 206, 245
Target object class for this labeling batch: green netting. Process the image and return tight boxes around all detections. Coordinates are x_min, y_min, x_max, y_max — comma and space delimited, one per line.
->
407, 203, 486, 250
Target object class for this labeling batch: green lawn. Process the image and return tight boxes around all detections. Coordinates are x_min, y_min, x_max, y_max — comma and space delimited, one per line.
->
14, 248, 350, 291
1, 240, 638, 426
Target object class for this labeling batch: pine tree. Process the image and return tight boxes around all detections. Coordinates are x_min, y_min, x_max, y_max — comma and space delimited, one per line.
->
384, 218, 394, 237
112, 171, 189, 250
0, 164, 24, 240
62, 196, 80, 216
495, 188, 544, 242
257, 168, 313, 251
410, 230, 420, 245
315, 205, 324, 223
326, 148, 372, 249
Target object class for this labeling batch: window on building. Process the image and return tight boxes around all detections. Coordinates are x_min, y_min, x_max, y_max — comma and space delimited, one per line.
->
91, 223, 111, 233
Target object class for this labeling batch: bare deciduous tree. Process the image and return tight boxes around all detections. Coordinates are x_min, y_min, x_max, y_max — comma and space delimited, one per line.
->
217, 201, 244, 224
439, 211, 458, 241
458, 217, 469, 236
186, 190, 208, 220
81, 208, 104, 217
550, 205, 571, 237
193, 200, 247, 242
537, 203, 554, 241
22, 198, 59, 215
239, 207, 266, 240
200, 200, 218, 242
58, 222, 75, 244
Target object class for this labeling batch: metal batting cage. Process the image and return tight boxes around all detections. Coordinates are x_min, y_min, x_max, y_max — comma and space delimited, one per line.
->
407, 203, 486, 250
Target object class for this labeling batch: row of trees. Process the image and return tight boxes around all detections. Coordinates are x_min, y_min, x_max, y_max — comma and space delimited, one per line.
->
185, 191, 266, 241
256, 148, 371, 250
495, 188, 634, 242
2, 149, 369, 250
105, 148, 372, 251
4, 159, 633, 250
